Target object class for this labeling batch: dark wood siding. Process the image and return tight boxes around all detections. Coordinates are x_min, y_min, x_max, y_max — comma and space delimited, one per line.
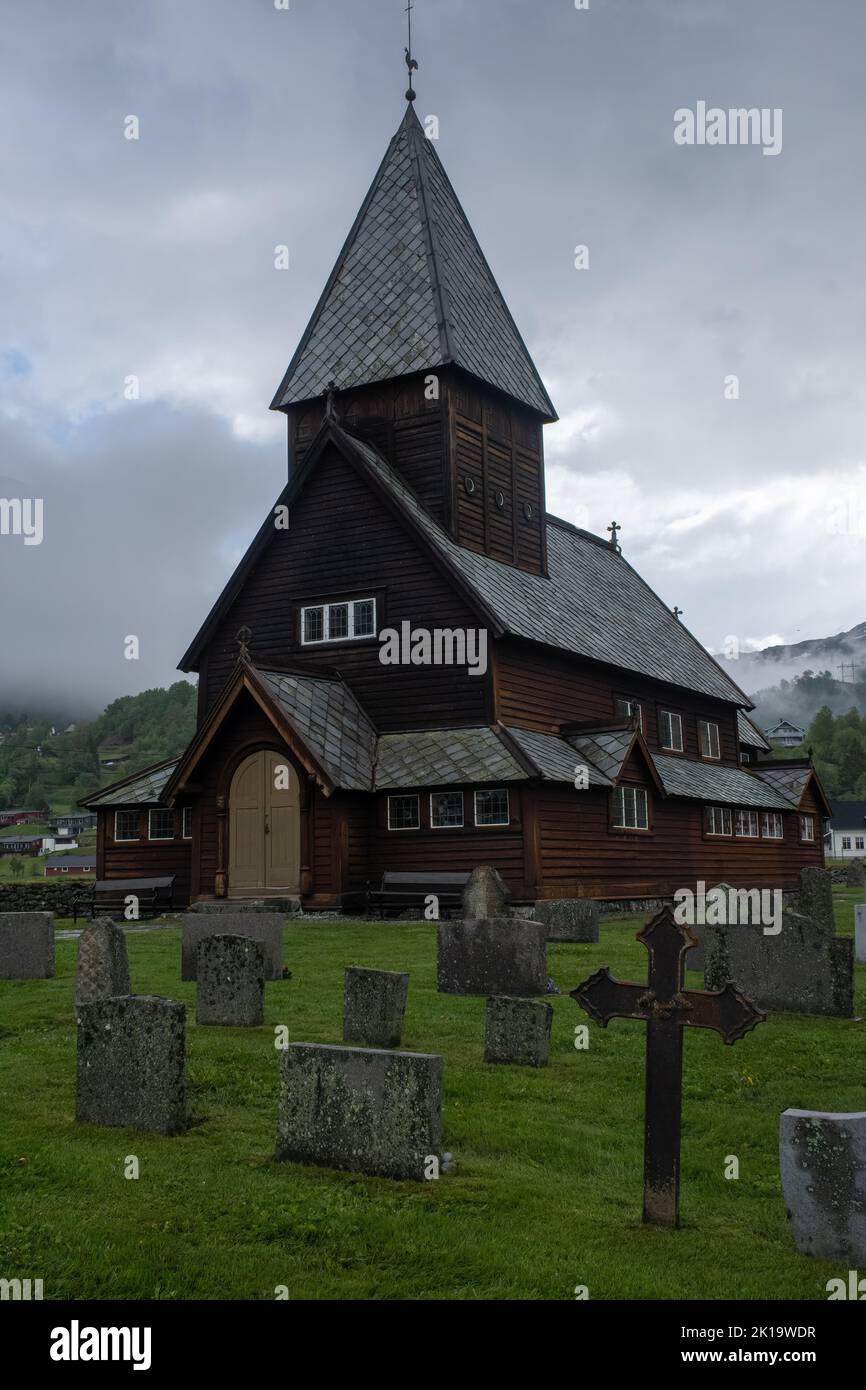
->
99, 808, 192, 907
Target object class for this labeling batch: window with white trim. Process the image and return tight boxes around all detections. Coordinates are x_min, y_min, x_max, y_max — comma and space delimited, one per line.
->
474, 789, 510, 826
706, 805, 732, 836
430, 791, 464, 828
300, 597, 376, 645
842, 835, 852, 850
735, 809, 759, 838
856, 836, 865, 851
149, 809, 175, 841
114, 810, 139, 841
615, 697, 643, 731
612, 786, 649, 830
799, 813, 815, 842
387, 795, 419, 830
699, 720, 721, 760
182, 806, 193, 840
659, 710, 683, 752
761, 812, 784, 840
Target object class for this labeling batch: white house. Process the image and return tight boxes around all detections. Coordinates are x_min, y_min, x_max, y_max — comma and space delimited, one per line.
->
765, 719, 807, 749
826, 801, 866, 858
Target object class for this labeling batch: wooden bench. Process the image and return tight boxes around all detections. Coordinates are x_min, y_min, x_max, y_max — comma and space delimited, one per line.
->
366, 871, 470, 919
73, 876, 176, 924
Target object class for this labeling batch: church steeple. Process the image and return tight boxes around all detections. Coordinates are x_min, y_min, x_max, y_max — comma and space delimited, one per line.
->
270, 104, 555, 420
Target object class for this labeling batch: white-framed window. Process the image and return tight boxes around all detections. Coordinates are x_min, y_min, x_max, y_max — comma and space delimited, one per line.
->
114, 810, 139, 841
842, 835, 852, 850
182, 806, 193, 840
615, 697, 643, 731
430, 791, 464, 829
699, 720, 721, 760
761, 812, 784, 840
857, 836, 865, 851
799, 813, 815, 842
612, 786, 649, 830
300, 597, 376, 645
706, 805, 732, 836
387, 795, 419, 830
474, 789, 510, 826
659, 710, 683, 752
148, 809, 175, 841
736, 809, 759, 838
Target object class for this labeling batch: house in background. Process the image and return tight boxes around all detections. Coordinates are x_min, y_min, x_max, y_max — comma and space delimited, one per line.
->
49, 812, 97, 835
0, 833, 57, 857
45, 854, 95, 876
0, 809, 41, 828
825, 802, 866, 859
765, 719, 806, 749
81, 93, 831, 908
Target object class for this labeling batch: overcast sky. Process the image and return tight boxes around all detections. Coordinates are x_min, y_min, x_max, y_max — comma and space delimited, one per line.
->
2, 0, 865, 716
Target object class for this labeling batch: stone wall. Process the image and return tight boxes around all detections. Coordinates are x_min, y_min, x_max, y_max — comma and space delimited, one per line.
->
0, 880, 90, 919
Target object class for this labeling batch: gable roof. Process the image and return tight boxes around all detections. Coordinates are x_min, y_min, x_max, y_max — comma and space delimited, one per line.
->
270, 104, 555, 420
652, 754, 792, 810
79, 758, 179, 808
737, 710, 771, 751
829, 799, 866, 828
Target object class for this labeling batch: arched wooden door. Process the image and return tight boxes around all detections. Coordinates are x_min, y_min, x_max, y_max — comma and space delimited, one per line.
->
228, 750, 300, 893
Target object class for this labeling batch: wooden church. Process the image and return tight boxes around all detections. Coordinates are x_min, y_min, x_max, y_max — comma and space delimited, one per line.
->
82, 92, 829, 909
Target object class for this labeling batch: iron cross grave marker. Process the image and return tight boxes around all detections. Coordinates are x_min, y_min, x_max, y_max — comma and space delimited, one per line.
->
570, 906, 765, 1228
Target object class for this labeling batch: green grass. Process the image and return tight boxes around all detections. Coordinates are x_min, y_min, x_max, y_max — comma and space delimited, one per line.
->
1, 901, 864, 1301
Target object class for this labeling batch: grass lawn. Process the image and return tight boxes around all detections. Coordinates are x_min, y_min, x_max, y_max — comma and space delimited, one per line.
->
1, 895, 864, 1301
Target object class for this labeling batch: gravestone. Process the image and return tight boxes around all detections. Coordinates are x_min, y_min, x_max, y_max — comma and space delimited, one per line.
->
75, 917, 130, 1005
181, 911, 283, 981
780, 1109, 866, 1264
462, 865, 510, 920
844, 857, 866, 888
437, 917, 548, 995
76, 995, 186, 1133
0, 911, 54, 979
704, 908, 853, 1017
786, 866, 835, 936
534, 898, 599, 943
684, 883, 736, 974
276, 1042, 443, 1180
343, 966, 408, 1048
484, 996, 553, 1067
196, 934, 265, 1026
855, 904, 866, 965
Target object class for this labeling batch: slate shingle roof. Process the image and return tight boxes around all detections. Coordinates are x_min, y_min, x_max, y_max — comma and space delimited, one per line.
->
751, 763, 813, 810
83, 761, 178, 807
342, 429, 749, 707
374, 727, 524, 790
257, 669, 376, 791
506, 725, 618, 787
271, 105, 554, 419
651, 754, 791, 809
737, 710, 771, 751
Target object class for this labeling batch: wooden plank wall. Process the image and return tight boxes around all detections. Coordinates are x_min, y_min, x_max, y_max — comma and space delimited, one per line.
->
100, 811, 193, 906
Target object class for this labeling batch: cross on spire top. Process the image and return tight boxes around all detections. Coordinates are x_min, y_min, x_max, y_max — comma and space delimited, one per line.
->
404, 1, 418, 102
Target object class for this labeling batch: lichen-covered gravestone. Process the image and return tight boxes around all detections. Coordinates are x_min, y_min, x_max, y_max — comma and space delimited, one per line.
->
484, 996, 553, 1067
437, 917, 548, 995
75, 917, 130, 1005
0, 911, 54, 979
533, 899, 599, 944
181, 911, 283, 981
276, 1042, 443, 1180
343, 966, 408, 1048
780, 1109, 866, 1264
76, 995, 186, 1134
704, 906, 853, 1017
196, 934, 265, 1026
462, 865, 510, 920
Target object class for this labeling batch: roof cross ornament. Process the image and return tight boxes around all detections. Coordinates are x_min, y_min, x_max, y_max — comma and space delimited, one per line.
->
672, 606, 683, 621
404, 0, 418, 102
236, 626, 252, 663
607, 520, 621, 551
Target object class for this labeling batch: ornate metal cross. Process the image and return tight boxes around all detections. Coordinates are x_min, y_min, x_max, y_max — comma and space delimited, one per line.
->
607, 520, 620, 549
571, 907, 765, 1228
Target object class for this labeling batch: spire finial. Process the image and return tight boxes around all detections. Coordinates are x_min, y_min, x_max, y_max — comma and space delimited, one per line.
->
236, 626, 252, 662
404, 1, 418, 102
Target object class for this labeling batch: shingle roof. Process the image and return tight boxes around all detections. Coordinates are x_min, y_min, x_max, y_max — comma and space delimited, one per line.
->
737, 710, 771, 751
751, 763, 814, 809
83, 761, 178, 807
271, 105, 555, 419
343, 429, 749, 706
374, 726, 525, 789
829, 800, 866, 828
651, 754, 791, 809
257, 668, 376, 792
506, 725, 617, 786
45, 856, 95, 868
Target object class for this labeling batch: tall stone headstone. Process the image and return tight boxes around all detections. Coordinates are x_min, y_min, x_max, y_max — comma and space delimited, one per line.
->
75, 917, 130, 1005
704, 907, 853, 1017
0, 911, 54, 979
343, 967, 408, 1048
181, 912, 283, 981
484, 996, 553, 1067
276, 1043, 443, 1180
437, 917, 548, 995
788, 866, 835, 937
855, 904, 866, 965
462, 866, 510, 920
76, 995, 186, 1134
534, 899, 599, 944
780, 1109, 866, 1264
196, 934, 265, 1026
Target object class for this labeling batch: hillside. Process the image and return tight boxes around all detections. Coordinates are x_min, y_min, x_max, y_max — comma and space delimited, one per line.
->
718, 620, 866, 692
